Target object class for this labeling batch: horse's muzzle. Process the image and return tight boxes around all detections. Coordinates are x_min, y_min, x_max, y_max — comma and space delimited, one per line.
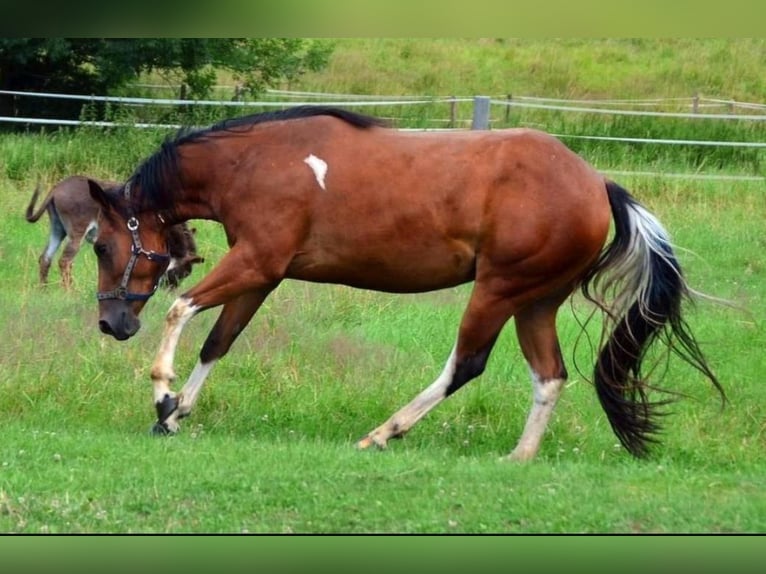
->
98, 311, 141, 341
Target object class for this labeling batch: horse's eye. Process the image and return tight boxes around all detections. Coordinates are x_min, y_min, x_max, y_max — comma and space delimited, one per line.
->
94, 242, 108, 258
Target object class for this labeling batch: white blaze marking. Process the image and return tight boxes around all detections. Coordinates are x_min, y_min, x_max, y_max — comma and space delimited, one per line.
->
303, 154, 328, 190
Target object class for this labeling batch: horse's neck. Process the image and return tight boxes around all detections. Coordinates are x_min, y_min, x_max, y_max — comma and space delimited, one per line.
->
153, 173, 219, 225
168, 149, 225, 224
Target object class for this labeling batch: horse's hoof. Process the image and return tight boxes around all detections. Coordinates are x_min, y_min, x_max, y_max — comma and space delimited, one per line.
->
155, 393, 179, 423
150, 422, 176, 436
357, 434, 387, 450
357, 436, 374, 449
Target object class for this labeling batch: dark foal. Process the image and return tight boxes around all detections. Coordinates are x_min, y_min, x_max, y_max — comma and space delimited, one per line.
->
26, 175, 203, 290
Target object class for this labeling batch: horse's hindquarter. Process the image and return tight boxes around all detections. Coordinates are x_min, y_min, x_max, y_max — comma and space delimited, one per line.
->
52, 176, 113, 236
281, 125, 610, 293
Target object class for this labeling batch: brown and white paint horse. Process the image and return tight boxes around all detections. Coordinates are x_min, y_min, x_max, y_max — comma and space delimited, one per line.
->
88, 106, 724, 460
26, 175, 204, 290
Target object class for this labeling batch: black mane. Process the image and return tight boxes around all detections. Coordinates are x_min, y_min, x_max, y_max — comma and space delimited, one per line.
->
130, 106, 387, 213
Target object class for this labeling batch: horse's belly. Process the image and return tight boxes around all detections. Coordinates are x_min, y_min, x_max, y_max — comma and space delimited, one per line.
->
287, 240, 476, 293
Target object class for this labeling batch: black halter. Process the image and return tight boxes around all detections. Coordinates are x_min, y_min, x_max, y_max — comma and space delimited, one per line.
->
96, 182, 171, 302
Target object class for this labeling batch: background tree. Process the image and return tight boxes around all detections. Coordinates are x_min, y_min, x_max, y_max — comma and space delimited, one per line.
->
0, 38, 333, 122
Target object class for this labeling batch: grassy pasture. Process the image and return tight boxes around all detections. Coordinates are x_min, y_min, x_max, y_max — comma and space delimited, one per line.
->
295, 39, 766, 101
0, 39, 764, 533
0, 137, 763, 533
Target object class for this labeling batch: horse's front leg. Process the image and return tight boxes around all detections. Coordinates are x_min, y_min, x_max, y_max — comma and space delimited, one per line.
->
170, 290, 271, 427
151, 290, 274, 434
150, 296, 200, 434
149, 244, 282, 434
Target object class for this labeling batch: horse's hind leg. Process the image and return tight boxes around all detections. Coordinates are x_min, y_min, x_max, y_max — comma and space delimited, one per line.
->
59, 235, 83, 290
39, 216, 65, 285
358, 283, 516, 449
506, 299, 568, 462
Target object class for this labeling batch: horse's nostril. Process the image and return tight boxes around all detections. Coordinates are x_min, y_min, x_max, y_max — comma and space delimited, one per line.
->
99, 320, 114, 335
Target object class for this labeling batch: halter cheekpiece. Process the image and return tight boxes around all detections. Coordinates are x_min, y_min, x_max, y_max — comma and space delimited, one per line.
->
96, 180, 171, 302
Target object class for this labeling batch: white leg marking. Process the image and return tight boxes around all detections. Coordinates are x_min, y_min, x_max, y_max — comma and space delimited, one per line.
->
303, 154, 328, 190
151, 297, 200, 404
397, 345, 457, 426
359, 345, 457, 448
44, 234, 62, 261
507, 367, 564, 462
177, 359, 217, 416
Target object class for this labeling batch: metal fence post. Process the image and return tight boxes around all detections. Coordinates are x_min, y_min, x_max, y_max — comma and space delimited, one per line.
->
471, 96, 491, 130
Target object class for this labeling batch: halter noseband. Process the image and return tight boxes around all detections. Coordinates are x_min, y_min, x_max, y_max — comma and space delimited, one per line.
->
96, 182, 171, 302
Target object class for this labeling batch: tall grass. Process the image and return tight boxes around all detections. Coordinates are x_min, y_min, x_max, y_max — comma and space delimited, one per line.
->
295, 39, 766, 101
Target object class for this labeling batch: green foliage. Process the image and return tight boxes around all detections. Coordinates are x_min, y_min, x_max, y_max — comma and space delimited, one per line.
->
0, 127, 166, 184
0, 38, 333, 121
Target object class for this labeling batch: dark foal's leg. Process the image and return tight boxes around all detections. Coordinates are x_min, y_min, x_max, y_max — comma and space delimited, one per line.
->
358, 281, 517, 449
506, 297, 569, 461
59, 235, 84, 290
39, 215, 66, 285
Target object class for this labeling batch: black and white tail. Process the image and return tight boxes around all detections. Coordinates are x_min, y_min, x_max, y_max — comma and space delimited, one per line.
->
581, 180, 725, 457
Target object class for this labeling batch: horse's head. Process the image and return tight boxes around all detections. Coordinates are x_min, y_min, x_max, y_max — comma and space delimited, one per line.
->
88, 179, 171, 341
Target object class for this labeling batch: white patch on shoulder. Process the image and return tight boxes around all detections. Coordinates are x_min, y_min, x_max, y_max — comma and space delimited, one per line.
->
303, 154, 328, 191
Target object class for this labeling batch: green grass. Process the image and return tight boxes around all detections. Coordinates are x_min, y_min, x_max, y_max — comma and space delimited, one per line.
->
1, 429, 762, 533
1, 171, 763, 533
0, 39, 764, 532
300, 39, 766, 102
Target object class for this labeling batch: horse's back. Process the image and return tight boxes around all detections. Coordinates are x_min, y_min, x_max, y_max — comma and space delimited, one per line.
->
279, 122, 611, 293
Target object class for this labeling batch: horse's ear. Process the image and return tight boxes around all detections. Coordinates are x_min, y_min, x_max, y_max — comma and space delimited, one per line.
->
87, 178, 110, 210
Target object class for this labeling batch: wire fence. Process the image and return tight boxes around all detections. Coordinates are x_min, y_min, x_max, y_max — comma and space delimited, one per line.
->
2, 88, 765, 182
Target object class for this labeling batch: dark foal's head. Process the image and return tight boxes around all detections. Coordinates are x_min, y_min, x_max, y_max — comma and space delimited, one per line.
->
88, 179, 171, 341
163, 223, 204, 290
